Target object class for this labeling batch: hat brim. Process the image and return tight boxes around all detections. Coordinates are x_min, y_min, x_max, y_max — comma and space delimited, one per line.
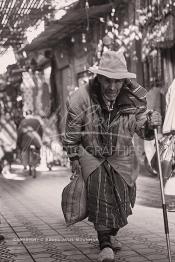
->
89, 67, 136, 79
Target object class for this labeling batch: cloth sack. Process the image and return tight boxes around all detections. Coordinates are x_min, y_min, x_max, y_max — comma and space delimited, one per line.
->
61, 170, 88, 226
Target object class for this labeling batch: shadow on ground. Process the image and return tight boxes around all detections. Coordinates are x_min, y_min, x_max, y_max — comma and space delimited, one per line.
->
136, 164, 162, 208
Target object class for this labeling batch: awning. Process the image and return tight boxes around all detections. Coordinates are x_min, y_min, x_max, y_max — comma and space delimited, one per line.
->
0, 0, 49, 54
25, 3, 113, 51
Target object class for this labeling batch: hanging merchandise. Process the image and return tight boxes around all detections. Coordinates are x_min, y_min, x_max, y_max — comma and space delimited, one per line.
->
85, 0, 89, 31
82, 33, 86, 43
20, 71, 35, 114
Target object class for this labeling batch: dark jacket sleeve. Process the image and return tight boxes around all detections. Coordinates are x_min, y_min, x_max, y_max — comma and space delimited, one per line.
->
124, 79, 154, 140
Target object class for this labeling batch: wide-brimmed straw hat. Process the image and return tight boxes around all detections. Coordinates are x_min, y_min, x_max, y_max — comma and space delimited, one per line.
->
89, 50, 136, 79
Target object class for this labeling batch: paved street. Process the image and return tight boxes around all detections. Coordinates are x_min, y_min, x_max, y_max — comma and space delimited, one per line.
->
0, 165, 175, 262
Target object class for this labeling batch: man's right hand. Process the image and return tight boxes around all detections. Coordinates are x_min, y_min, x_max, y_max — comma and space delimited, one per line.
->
71, 159, 81, 175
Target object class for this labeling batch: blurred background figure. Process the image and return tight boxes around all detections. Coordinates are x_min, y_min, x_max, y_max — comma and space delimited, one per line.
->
143, 85, 164, 176
160, 79, 175, 211
16, 110, 43, 176
0, 138, 16, 176
0, 142, 15, 174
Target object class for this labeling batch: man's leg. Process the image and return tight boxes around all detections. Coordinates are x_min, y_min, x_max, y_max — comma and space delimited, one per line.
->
96, 226, 121, 251
97, 230, 114, 262
96, 227, 120, 262
97, 230, 113, 250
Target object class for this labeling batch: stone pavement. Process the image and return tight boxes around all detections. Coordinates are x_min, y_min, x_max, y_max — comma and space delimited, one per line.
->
0, 165, 175, 262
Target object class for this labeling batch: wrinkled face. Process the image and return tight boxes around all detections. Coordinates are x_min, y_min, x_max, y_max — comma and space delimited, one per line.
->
98, 75, 124, 101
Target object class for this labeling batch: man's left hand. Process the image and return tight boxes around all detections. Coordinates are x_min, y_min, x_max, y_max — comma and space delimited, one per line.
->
148, 111, 162, 127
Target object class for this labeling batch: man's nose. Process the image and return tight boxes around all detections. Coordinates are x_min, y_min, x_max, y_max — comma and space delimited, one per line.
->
110, 80, 116, 90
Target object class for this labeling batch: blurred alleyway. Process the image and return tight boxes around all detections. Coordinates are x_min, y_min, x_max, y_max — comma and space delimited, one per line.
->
0, 165, 175, 262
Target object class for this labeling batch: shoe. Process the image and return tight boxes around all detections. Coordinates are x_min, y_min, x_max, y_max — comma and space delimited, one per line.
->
0, 235, 4, 241
97, 247, 114, 262
111, 236, 122, 251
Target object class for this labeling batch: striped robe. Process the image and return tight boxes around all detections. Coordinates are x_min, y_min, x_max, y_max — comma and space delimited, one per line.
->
87, 161, 136, 230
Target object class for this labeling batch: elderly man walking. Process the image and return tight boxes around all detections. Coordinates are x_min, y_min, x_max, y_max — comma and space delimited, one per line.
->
63, 50, 161, 262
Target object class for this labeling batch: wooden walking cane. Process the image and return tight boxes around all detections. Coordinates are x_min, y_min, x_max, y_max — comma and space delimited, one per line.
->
154, 127, 172, 262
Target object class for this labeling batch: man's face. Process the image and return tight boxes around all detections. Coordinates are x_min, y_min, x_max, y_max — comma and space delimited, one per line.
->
98, 75, 124, 101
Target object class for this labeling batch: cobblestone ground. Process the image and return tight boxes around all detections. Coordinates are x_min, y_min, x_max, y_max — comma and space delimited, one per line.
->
0, 165, 175, 262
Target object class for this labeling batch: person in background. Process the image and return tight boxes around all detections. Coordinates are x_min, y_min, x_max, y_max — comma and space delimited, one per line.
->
63, 50, 162, 262
143, 85, 163, 176
160, 79, 175, 212
0, 138, 15, 175
16, 110, 43, 171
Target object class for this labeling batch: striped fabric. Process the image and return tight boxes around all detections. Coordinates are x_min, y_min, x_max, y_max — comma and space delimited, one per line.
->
87, 161, 136, 230
61, 171, 88, 226
127, 79, 147, 99
116, 79, 147, 114
0, 116, 17, 158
